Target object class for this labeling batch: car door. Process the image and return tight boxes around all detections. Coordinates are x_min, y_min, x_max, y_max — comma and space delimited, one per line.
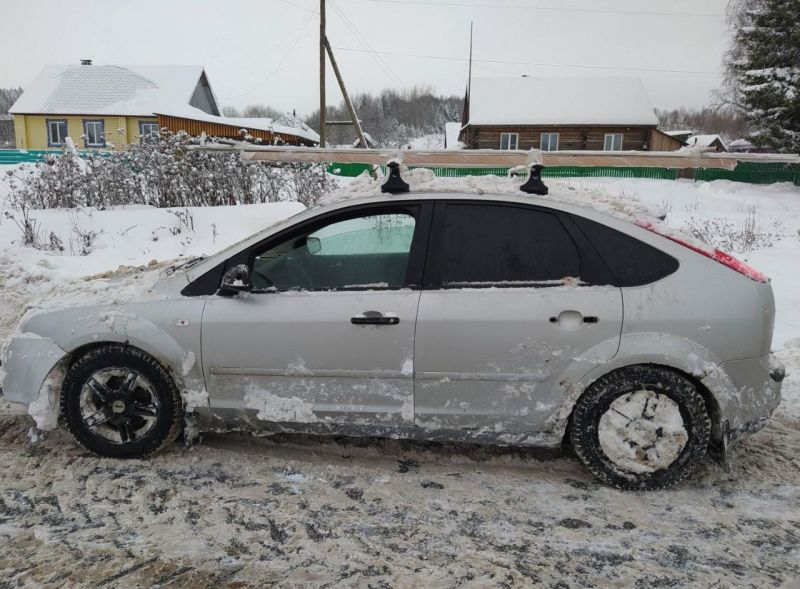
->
201, 202, 430, 427
414, 201, 623, 435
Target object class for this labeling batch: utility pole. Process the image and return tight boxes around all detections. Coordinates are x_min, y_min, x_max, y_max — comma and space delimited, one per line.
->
325, 38, 368, 148
468, 21, 473, 100
319, 0, 326, 147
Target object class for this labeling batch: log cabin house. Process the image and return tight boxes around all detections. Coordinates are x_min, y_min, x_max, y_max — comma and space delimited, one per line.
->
459, 76, 682, 152
9, 61, 318, 150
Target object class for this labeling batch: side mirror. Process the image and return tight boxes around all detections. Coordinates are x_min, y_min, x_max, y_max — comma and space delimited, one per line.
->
218, 264, 251, 296
307, 236, 322, 255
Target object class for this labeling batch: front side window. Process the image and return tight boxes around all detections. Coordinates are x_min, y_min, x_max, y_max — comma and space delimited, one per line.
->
251, 212, 417, 291
499, 132, 519, 150
46, 119, 68, 146
139, 121, 159, 141
604, 133, 623, 151
439, 204, 580, 287
540, 132, 559, 151
83, 120, 105, 147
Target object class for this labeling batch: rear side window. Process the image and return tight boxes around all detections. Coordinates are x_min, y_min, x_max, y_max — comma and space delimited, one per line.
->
439, 204, 580, 286
572, 215, 679, 286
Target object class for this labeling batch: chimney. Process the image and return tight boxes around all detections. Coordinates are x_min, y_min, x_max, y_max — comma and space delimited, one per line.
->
80, 59, 92, 66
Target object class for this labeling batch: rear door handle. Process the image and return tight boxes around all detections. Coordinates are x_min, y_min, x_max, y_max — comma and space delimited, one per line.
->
351, 311, 400, 326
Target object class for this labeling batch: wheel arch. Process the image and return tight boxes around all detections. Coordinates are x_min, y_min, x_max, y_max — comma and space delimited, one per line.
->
550, 333, 730, 453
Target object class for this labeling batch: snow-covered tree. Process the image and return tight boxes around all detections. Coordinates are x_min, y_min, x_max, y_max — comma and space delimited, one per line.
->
723, 0, 800, 153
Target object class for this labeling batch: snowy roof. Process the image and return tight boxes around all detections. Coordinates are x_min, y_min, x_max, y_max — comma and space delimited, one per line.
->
445, 122, 463, 149
664, 129, 695, 137
686, 134, 728, 150
467, 76, 659, 126
156, 106, 320, 144
9, 64, 210, 116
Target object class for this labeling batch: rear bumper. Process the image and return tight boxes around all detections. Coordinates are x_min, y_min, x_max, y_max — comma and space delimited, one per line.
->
711, 353, 783, 445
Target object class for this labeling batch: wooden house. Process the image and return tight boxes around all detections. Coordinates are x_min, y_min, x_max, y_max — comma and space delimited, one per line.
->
460, 76, 682, 152
10, 61, 318, 150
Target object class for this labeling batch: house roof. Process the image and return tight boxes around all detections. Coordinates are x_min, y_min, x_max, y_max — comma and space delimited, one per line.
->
156, 106, 320, 144
9, 64, 212, 116
467, 76, 659, 127
686, 134, 728, 150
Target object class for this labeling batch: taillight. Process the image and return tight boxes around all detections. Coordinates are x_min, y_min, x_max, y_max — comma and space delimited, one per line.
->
635, 220, 768, 283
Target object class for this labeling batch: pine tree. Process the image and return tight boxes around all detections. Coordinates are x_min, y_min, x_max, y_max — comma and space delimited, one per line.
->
723, 0, 800, 153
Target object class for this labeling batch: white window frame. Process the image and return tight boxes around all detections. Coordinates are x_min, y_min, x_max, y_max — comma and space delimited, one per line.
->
83, 119, 105, 148
499, 132, 519, 150
539, 132, 559, 151
604, 133, 624, 151
46, 119, 68, 147
138, 121, 159, 140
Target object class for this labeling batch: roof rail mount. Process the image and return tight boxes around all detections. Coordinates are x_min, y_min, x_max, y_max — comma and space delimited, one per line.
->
519, 164, 548, 196
381, 161, 410, 194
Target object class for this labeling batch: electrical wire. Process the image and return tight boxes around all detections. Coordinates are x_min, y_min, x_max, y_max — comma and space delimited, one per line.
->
349, 0, 724, 18
331, 46, 722, 76
223, 8, 318, 100
329, 0, 406, 87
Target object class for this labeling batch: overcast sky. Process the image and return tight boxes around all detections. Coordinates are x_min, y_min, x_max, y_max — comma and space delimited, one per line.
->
0, 0, 730, 117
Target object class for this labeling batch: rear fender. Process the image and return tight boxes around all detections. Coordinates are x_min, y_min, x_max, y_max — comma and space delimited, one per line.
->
547, 333, 729, 442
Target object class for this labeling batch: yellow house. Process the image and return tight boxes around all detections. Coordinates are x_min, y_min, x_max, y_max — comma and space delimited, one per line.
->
9, 61, 221, 150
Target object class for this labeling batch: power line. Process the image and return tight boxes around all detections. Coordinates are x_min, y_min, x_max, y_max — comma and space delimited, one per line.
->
223, 8, 318, 100
329, 0, 405, 87
332, 46, 723, 76
349, 0, 724, 18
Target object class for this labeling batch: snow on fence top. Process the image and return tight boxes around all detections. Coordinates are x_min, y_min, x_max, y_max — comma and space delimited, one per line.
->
466, 77, 659, 126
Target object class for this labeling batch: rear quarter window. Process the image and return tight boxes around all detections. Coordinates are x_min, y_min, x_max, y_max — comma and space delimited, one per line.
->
572, 215, 679, 287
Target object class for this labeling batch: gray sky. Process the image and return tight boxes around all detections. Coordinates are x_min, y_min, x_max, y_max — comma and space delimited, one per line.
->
0, 0, 730, 117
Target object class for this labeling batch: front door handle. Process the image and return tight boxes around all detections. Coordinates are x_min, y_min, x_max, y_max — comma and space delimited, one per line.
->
351, 311, 400, 326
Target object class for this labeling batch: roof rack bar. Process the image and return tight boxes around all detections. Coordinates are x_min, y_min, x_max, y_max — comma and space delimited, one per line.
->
190, 145, 799, 170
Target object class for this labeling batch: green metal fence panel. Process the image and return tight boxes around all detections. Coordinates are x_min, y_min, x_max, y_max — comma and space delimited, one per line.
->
5, 151, 799, 186
695, 161, 800, 186
0, 149, 107, 165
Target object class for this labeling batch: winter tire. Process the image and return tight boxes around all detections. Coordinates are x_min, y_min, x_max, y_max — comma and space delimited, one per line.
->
569, 365, 710, 491
61, 344, 182, 458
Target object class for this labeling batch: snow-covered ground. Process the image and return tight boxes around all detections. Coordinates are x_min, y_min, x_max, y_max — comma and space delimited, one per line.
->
0, 168, 799, 586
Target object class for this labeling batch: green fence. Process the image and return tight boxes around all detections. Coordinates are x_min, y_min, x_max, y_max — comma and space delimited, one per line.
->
327, 161, 800, 186
694, 161, 800, 185
2, 150, 797, 186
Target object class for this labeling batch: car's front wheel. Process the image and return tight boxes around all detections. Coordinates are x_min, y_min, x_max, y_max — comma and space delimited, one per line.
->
61, 344, 182, 458
569, 365, 710, 491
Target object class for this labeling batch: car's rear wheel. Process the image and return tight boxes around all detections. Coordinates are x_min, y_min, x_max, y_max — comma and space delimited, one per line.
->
569, 365, 710, 491
61, 345, 182, 458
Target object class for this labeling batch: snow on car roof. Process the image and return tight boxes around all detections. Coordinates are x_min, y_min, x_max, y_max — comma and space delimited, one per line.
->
467, 76, 659, 127
322, 168, 663, 221
9, 64, 207, 116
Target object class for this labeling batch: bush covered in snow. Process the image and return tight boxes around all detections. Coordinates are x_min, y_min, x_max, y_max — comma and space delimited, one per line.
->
4, 130, 333, 211
681, 205, 785, 253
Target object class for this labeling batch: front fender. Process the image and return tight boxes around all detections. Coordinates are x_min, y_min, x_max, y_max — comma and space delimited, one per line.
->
1, 334, 68, 405
16, 301, 208, 418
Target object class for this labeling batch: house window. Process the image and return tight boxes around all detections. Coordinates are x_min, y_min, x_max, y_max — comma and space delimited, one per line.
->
83, 119, 105, 147
540, 132, 559, 151
46, 119, 68, 147
499, 132, 519, 150
139, 121, 159, 140
604, 133, 623, 151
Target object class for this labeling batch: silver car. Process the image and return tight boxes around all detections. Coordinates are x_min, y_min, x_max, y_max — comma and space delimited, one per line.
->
0, 191, 784, 490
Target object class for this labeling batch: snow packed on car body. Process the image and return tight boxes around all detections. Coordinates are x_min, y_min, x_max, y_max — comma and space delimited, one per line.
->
0, 188, 784, 490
